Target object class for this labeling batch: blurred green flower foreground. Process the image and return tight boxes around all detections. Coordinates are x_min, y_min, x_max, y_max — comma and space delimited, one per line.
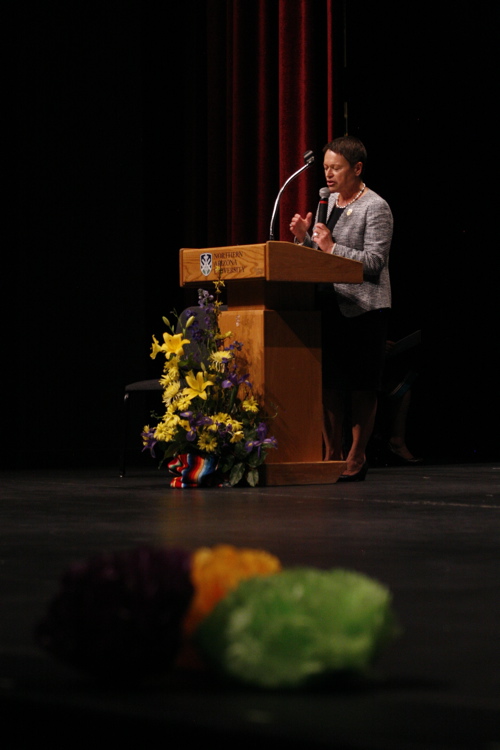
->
196, 567, 399, 689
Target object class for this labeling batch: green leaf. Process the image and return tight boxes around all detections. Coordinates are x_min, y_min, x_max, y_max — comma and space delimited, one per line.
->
246, 468, 259, 487
229, 462, 246, 486
219, 455, 235, 474
247, 451, 263, 468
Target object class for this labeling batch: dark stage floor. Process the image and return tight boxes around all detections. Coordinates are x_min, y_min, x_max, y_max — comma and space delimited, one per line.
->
1, 463, 499, 749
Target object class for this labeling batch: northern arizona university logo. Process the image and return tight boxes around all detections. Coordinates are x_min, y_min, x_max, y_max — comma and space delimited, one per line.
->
200, 253, 212, 276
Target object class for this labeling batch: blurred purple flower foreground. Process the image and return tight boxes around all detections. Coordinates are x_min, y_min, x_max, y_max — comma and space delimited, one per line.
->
35, 547, 193, 680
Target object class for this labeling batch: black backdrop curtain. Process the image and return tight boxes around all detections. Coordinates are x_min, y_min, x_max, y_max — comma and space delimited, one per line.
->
145, 0, 344, 251
10, 1, 497, 469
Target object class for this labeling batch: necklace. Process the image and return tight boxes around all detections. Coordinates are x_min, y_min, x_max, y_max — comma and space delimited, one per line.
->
336, 183, 366, 208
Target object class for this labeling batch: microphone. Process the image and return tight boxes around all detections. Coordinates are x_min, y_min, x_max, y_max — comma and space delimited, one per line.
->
317, 187, 330, 225
269, 150, 315, 241
303, 149, 315, 165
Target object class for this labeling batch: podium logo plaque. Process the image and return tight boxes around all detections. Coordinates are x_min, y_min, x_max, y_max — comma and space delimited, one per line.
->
200, 252, 213, 276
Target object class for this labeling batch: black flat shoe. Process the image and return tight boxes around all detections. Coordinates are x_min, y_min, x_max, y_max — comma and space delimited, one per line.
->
337, 462, 368, 483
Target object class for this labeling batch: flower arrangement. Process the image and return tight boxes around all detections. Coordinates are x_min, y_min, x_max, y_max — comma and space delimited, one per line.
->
35, 545, 400, 689
142, 279, 277, 487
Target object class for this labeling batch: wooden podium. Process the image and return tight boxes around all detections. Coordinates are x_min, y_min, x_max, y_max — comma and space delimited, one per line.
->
179, 241, 363, 486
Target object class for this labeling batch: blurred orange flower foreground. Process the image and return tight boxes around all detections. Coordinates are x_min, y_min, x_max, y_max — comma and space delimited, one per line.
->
183, 545, 282, 638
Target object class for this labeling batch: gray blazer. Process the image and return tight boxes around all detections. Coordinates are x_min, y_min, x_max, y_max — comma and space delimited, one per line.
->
303, 189, 393, 317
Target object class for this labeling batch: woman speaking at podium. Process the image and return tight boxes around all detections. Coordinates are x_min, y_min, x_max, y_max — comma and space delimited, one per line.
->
289, 136, 393, 481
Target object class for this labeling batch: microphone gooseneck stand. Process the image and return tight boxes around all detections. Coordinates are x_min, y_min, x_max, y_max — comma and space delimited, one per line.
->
269, 150, 315, 241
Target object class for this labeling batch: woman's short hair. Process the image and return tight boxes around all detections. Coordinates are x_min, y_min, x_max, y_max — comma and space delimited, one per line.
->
323, 136, 367, 171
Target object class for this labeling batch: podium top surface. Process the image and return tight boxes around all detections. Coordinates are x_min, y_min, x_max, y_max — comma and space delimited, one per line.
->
179, 241, 363, 286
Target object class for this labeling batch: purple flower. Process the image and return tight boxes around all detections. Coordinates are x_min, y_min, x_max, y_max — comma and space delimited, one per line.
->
256, 422, 268, 440
180, 411, 213, 441
35, 547, 194, 681
226, 340, 243, 352
245, 423, 278, 457
141, 427, 158, 457
222, 367, 251, 390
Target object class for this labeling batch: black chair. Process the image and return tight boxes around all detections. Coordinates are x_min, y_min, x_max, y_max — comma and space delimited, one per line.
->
120, 378, 163, 477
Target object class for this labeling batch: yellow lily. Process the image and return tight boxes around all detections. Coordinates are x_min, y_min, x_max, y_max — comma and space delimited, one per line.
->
150, 335, 163, 360
150, 332, 189, 360
184, 370, 215, 401
162, 332, 190, 359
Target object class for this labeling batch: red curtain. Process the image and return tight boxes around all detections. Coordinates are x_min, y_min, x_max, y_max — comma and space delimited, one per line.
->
180, 0, 345, 249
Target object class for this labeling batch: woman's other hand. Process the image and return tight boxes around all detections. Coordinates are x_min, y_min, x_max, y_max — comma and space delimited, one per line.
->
289, 212, 313, 243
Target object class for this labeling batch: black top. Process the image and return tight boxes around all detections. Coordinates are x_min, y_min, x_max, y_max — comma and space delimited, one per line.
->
326, 204, 344, 235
